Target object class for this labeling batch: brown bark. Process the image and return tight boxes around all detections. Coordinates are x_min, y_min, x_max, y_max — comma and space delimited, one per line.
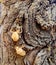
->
0, 0, 56, 65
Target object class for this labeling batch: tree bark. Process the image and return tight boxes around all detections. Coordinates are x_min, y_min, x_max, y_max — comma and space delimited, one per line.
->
0, 0, 56, 65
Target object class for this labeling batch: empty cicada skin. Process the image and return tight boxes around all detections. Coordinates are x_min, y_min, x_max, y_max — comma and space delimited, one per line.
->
1, 0, 56, 65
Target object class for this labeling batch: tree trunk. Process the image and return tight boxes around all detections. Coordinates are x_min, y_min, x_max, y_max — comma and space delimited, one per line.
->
0, 0, 56, 65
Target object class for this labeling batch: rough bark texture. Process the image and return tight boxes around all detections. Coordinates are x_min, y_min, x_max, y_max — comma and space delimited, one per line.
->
0, 0, 56, 65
